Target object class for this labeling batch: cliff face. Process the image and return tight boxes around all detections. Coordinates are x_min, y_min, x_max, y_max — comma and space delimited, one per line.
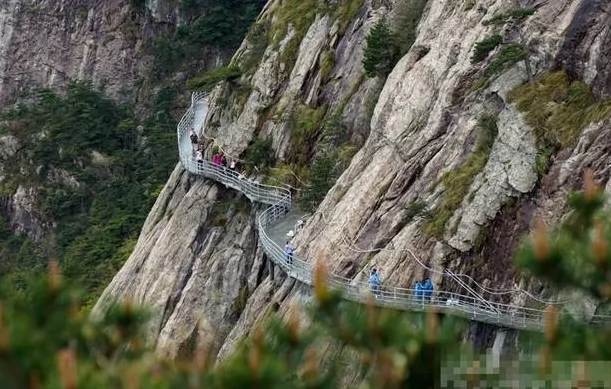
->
94, 0, 611, 365
0, 0, 146, 106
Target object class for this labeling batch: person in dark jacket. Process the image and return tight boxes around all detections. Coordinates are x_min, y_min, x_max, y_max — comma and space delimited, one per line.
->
423, 278, 434, 301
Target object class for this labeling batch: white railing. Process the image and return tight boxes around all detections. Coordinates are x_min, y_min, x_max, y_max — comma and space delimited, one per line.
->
177, 92, 611, 332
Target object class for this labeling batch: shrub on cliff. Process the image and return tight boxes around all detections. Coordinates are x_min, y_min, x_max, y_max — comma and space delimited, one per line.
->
2, 172, 611, 387
362, 20, 400, 78
187, 65, 242, 91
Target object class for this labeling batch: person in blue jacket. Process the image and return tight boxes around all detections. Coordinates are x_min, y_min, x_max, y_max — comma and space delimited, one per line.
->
369, 268, 382, 296
423, 278, 434, 301
414, 281, 423, 302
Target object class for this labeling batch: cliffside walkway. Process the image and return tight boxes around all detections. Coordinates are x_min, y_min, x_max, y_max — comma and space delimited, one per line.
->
177, 92, 611, 332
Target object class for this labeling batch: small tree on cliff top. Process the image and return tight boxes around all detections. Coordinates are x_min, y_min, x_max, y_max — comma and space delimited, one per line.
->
2, 171, 611, 387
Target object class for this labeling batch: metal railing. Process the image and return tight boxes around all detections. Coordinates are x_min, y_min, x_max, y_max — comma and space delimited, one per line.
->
176, 92, 611, 332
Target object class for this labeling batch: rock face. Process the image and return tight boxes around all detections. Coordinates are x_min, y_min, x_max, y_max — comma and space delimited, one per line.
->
95, 0, 611, 373
0, 0, 146, 106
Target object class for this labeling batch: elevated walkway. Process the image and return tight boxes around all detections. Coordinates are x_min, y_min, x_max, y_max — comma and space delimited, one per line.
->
177, 92, 611, 332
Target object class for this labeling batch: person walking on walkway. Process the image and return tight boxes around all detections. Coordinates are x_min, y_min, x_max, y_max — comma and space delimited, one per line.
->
423, 278, 434, 302
284, 241, 294, 265
189, 129, 199, 156
414, 281, 424, 303
195, 149, 204, 171
369, 268, 382, 297
229, 158, 237, 175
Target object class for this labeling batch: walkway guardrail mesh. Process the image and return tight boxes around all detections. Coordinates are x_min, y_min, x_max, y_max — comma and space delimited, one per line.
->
177, 92, 611, 332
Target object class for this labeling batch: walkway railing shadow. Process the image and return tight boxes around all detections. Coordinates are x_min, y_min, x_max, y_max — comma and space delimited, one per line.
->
176, 92, 611, 332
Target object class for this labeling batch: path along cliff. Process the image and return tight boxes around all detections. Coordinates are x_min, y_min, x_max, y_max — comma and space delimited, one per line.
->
94, 0, 611, 364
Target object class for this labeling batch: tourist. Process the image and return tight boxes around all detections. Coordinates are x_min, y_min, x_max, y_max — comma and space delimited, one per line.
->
369, 268, 382, 297
423, 278, 434, 301
284, 241, 294, 265
189, 129, 199, 155
195, 149, 204, 171
414, 281, 423, 302
295, 219, 304, 232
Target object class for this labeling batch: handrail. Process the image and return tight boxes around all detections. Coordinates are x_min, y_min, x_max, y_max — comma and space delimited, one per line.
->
176, 92, 611, 332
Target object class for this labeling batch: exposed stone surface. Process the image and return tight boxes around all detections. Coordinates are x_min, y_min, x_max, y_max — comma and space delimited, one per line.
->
0, 135, 20, 159
0, 0, 144, 105
6, 185, 47, 241
95, 0, 611, 373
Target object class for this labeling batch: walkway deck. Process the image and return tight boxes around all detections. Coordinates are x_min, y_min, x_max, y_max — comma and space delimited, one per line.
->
177, 92, 611, 332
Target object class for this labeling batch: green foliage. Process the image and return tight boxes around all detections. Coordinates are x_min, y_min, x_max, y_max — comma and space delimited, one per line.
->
363, 19, 400, 78
150, 0, 265, 78
269, 0, 320, 74
297, 153, 340, 213
470, 34, 503, 63
289, 104, 327, 166
187, 65, 242, 91
508, 71, 611, 150
516, 173, 611, 311
535, 147, 555, 177
463, 0, 475, 11
404, 199, 431, 224
240, 20, 271, 76
363, 1, 428, 78
482, 8, 535, 26
424, 114, 498, 238
9, 186, 611, 386
334, 0, 365, 34
243, 135, 275, 170
319, 50, 335, 81
1, 81, 181, 299
264, 163, 311, 188
0, 262, 474, 388
484, 43, 526, 76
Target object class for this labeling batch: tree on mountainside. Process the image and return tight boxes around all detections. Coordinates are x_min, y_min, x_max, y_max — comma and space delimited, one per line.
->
1, 171, 611, 387
362, 20, 400, 78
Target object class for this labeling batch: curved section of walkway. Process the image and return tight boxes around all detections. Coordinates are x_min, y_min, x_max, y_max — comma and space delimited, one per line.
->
177, 92, 610, 332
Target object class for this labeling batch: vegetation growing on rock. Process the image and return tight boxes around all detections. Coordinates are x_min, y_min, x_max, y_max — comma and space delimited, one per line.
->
482, 8, 535, 26
484, 43, 527, 76
187, 65, 242, 91
470, 35, 503, 63
508, 71, 611, 150
151, 0, 266, 78
3, 178, 611, 386
363, 20, 399, 78
363, 0, 428, 79
1, 82, 180, 302
424, 114, 499, 238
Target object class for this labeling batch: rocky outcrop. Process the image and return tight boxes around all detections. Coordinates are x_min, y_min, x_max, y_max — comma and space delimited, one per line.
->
96, 0, 611, 371
0, 0, 146, 105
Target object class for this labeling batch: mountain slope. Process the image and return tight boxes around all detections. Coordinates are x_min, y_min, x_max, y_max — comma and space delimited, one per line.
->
94, 0, 611, 363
